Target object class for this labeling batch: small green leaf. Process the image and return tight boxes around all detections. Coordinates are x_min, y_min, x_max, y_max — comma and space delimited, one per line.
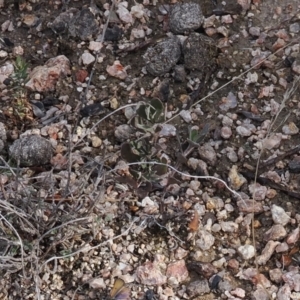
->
149, 98, 164, 122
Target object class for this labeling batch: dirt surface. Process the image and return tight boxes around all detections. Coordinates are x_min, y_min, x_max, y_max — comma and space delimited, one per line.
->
0, 0, 300, 299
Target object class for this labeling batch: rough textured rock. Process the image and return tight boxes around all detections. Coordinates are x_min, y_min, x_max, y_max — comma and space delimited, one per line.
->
166, 260, 189, 284
49, 8, 78, 34
169, 3, 204, 34
238, 245, 255, 259
51, 8, 98, 40
257, 241, 280, 265
196, 229, 215, 251
271, 204, 290, 226
264, 224, 287, 241
187, 279, 210, 297
228, 165, 246, 190
143, 36, 181, 76
104, 25, 123, 41
198, 143, 217, 166
136, 260, 167, 286
25, 55, 71, 92
68, 8, 99, 40
237, 199, 263, 213
9, 135, 53, 167
183, 32, 217, 73
218, 274, 239, 292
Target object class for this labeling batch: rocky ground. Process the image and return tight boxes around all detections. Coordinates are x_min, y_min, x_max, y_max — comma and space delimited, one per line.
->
0, 0, 300, 299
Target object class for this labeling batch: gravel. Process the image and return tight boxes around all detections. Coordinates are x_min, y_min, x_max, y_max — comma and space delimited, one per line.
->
1, 0, 300, 299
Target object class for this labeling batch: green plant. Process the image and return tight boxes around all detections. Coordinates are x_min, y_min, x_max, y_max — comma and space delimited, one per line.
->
5, 56, 33, 122
11, 56, 29, 88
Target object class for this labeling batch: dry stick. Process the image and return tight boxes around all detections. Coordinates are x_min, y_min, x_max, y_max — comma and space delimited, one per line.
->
62, 124, 73, 198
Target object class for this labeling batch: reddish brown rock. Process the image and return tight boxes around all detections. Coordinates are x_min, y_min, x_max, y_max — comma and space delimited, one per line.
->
166, 260, 189, 284
26, 55, 71, 92
136, 257, 167, 286
75, 69, 88, 83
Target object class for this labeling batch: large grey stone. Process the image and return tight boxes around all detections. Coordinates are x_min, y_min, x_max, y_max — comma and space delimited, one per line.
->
143, 36, 181, 76
183, 32, 217, 73
169, 3, 204, 34
9, 135, 53, 167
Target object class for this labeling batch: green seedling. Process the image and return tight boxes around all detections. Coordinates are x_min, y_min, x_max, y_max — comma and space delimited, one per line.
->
11, 56, 29, 89
134, 99, 164, 132
5, 56, 33, 123
187, 124, 210, 147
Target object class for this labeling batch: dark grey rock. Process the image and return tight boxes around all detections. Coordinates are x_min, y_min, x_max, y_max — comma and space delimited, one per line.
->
9, 135, 53, 167
68, 8, 99, 40
217, 274, 239, 292
183, 32, 217, 73
289, 157, 300, 173
169, 3, 204, 34
50, 8, 79, 35
143, 36, 181, 76
156, 79, 170, 102
51, 8, 99, 40
104, 25, 123, 41
187, 279, 210, 297
173, 65, 186, 82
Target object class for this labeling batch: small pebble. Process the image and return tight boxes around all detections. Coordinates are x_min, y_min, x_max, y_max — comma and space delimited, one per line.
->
0, 50, 8, 58
221, 126, 232, 139
220, 221, 238, 233
236, 125, 252, 137
231, 288, 246, 298
196, 230, 215, 251
289, 23, 300, 33
199, 143, 217, 166
264, 224, 287, 241
271, 204, 290, 226
277, 284, 291, 300
228, 165, 247, 190
179, 110, 192, 123
89, 41, 103, 52
275, 242, 289, 253
292, 59, 300, 75
249, 26, 261, 36
257, 241, 280, 265
187, 280, 210, 297
282, 122, 299, 135
238, 245, 255, 260
269, 268, 283, 283
91, 136, 102, 148
81, 52, 95, 65
286, 227, 299, 245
